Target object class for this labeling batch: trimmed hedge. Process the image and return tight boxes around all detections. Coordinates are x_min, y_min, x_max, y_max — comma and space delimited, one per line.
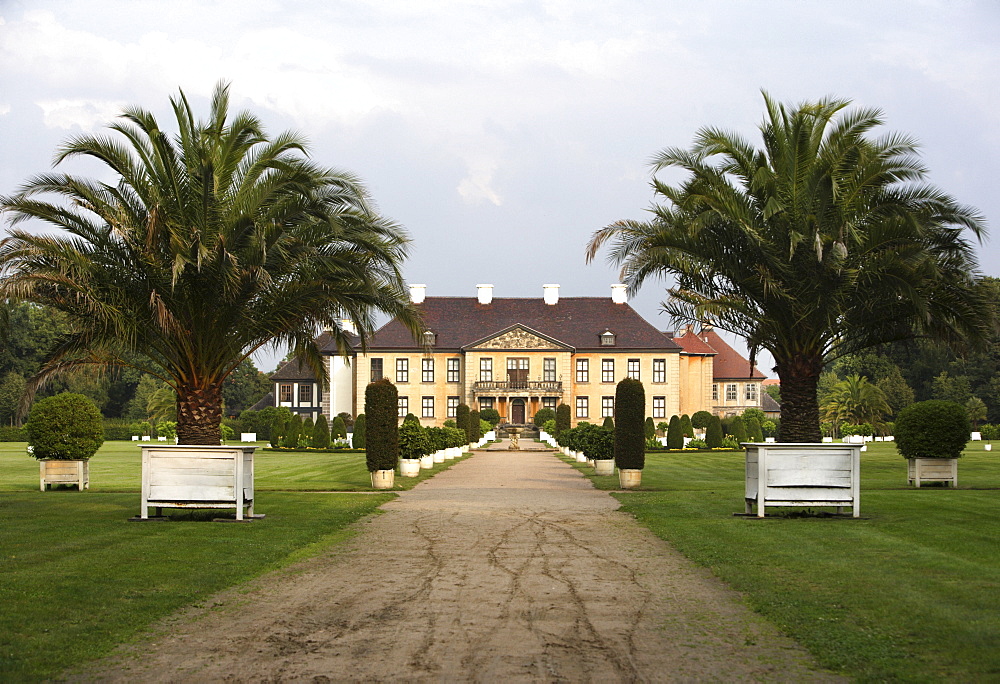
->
365, 378, 399, 472
705, 415, 723, 448
352, 413, 366, 449
533, 407, 555, 428
0, 425, 28, 441
895, 400, 970, 460
556, 403, 571, 436
614, 378, 645, 470
313, 414, 331, 448
25, 393, 104, 460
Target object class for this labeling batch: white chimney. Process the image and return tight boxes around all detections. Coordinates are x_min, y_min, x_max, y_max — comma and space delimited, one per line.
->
477, 284, 493, 305
338, 318, 358, 335
611, 283, 627, 304
543, 284, 560, 305
410, 284, 426, 304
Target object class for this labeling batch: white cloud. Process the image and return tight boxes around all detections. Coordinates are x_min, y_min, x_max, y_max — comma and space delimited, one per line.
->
36, 99, 125, 131
0, 103, 10, 116
457, 158, 503, 206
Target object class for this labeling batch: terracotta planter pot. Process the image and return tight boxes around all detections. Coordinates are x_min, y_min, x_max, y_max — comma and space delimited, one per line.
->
618, 468, 642, 489
399, 459, 420, 477
371, 469, 395, 489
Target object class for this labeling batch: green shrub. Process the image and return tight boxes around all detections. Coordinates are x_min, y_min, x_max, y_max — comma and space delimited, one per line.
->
691, 410, 713, 429
721, 434, 741, 449
220, 424, 235, 442
0, 425, 28, 441
578, 423, 614, 460
480, 418, 491, 436
687, 438, 708, 449
468, 410, 481, 442
102, 419, 132, 441
312, 414, 331, 448
745, 416, 763, 442
282, 413, 302, 448
456, 404, 470, 440
480, 407, 501, 426
533, 407, 555, 427
337, 412, 354, 429
895, 400, 970, 460
425, 426, 449, 452
728, 416, 748, 442
705, 415, 723, 448
25, 392, 104, 460
556, 403, 571, 436
157, 421, 177, 441
614, 378, 645, 470
981, 423, 999, 441
399, 419, 431, 459
331, 415, 347, 439
444, 426, 466, 448
656, 421, 669, 434
365, 378, 399, 472
542, 419, 556, 434
352, 413, 366, 449
300, 415, 314, 447
679, 414, 693, 438
644, 417, 655, 439
667, 415, 683, 449
269, 413, 285, 448
602, 415, 615, 429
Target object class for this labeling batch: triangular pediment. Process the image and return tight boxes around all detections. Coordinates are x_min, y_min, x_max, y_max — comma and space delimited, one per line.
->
464, 324, 574, 351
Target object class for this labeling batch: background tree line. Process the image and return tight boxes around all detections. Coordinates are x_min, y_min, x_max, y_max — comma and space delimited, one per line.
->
0, 301, 272, 426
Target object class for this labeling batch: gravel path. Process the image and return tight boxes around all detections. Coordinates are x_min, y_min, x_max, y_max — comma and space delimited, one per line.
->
75, 447, 840, 682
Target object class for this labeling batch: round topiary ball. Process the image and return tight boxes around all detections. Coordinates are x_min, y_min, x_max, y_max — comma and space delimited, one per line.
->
25, 392, 105, 461
894, 400, 970, 460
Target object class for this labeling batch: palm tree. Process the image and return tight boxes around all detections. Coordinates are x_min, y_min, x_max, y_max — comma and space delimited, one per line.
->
0, 82, 419, 444
820, 374, 891, 437
588, 93, 991, 442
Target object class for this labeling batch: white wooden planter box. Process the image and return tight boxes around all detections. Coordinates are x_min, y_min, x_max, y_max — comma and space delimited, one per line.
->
39, 460, 89, 491
140, 445, 257, 520
744, 443, 861, 518
907, 458, 958, 487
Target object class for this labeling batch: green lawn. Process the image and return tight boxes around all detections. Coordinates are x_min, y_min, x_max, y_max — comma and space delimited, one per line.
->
556, 441, 1000, 681
0, 441, 471, 681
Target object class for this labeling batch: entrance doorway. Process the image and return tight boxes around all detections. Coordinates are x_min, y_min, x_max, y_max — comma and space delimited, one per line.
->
511, 398, 526, 424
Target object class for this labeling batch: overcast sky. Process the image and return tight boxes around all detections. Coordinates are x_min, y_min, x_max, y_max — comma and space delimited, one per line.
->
2, 0, 998, 374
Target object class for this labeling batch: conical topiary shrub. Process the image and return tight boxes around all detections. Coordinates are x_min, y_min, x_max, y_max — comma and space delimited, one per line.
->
352, 413, 366, 449
365, 379, 398, 473
667, 415, 683, 449
312, 414, 330, 448
705, 414, 723, 447
614, 378, 645, 471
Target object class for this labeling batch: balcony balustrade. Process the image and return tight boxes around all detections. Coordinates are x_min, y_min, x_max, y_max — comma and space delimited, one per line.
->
472, 380, 563, 395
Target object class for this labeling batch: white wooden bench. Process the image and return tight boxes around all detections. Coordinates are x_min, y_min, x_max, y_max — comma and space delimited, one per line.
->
140, 445, 257, 520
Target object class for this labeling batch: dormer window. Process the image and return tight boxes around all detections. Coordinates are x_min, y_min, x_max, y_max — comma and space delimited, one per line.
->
600, 330, 616, 346
422, 330, 436, 346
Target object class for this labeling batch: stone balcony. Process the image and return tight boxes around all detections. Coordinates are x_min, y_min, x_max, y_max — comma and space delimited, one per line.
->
472, 380, 564, 397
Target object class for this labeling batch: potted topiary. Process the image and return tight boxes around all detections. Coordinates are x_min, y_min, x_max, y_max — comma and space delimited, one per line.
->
399, 414, 430, 476
579, 423, 615, 475
365, 378, 399, 489
614, 378, 645, 488
27, 392, 104, 491
895, 400, 968, 487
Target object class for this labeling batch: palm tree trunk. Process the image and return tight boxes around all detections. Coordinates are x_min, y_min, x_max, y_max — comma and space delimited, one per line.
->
176, 384, 223, 445
775, 354, 824, 443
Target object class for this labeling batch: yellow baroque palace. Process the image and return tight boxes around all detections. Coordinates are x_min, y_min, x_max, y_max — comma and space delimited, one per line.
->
268, 284, 773, 427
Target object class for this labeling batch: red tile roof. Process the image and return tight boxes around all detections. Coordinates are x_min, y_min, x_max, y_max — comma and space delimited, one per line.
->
699, 329, 766, 380
670, 329, 718, 355
366, 297, 682, 352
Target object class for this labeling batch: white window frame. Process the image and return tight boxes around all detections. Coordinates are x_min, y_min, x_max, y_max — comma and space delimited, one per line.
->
601, 359, 615, 383
726, 383, 738, 401
627, 358, 640, 380
653, 359, 666, 383
745, 383, 758, 401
